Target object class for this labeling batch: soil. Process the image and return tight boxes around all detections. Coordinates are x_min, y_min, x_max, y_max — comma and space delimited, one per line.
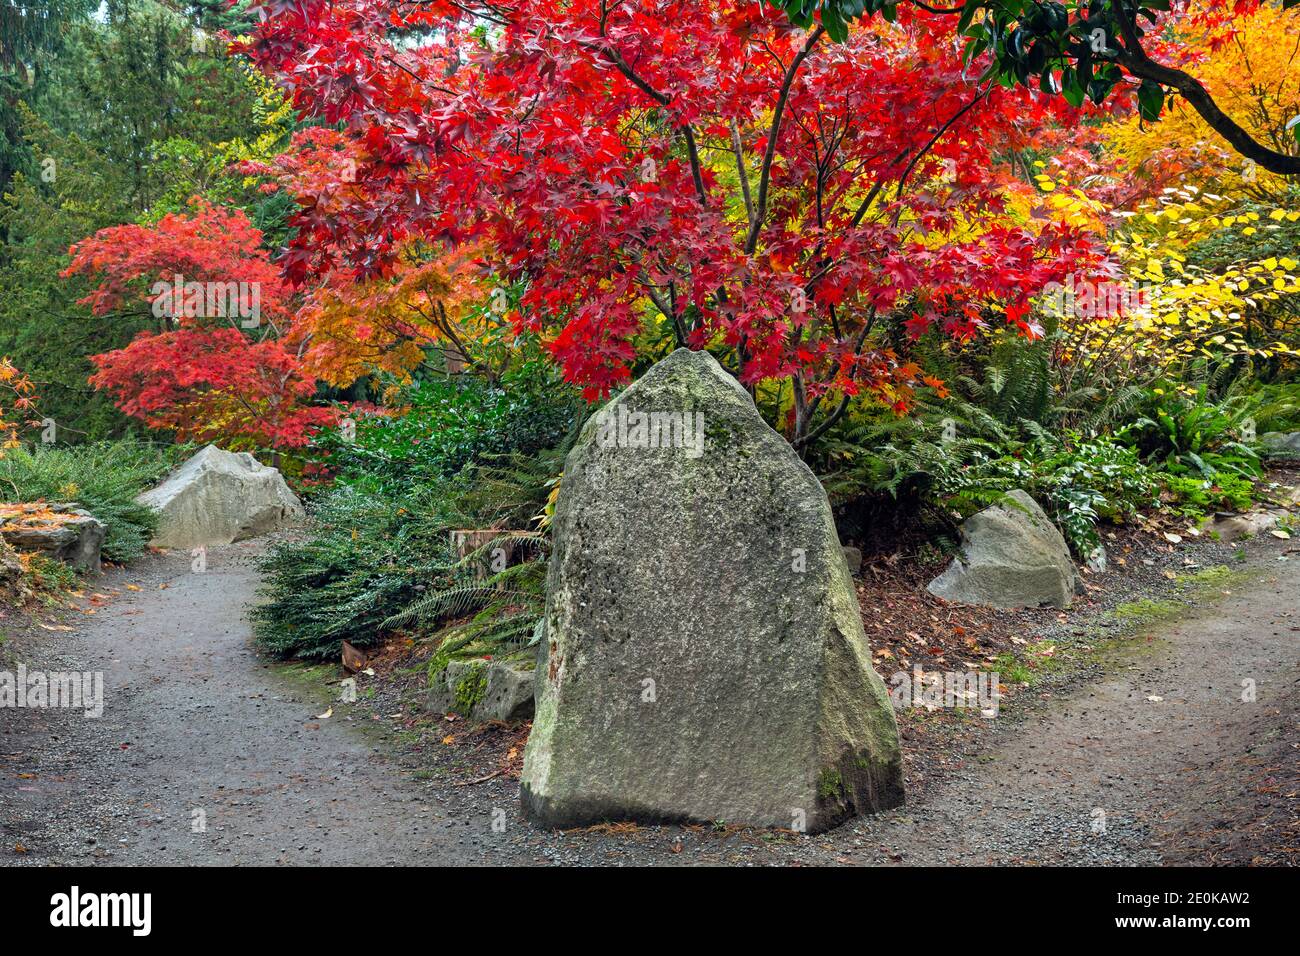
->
1, 501, 1296, 866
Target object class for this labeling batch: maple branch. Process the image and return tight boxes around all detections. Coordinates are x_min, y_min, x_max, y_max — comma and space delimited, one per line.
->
793, 308, 877, 449
383, 54, 455, 97
679, 126, 709, 207
599, 44, 669, 107
893, 89, 986, 203
905, 1, 964, 13
839, 87, 984, 242
594, 37, 709, 207
731, 120, 756, 230
849, 146, 910, 228
431, 300, 477, 373
646, 286, 687, 347
1111, 13, 1300, 176
745, 25, 825, 255
444, 0, 512, 26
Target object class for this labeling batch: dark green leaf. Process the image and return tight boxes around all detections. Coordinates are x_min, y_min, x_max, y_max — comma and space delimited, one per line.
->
1137, 79, 1164, 121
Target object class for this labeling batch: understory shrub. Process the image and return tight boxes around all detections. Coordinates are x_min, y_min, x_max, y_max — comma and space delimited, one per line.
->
1116, 381, 1264, 517
252, 451, 561, 661
315, 366, 578, 495
0, 441, 184, 562
815, 361, 1298, 556
254, 369, 581, 661
814, 396, 1159, 555
251, 481, 466, 659
1239, 381, 1300, 436
381, 445, 567, 674
1117, 382, 1262, 481
949, 435, 1161, 553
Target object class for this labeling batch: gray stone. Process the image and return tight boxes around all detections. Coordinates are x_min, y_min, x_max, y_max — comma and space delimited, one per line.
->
0, 503, 105, 572
927, 490, 1082, 609
425, 658, 535, 723
425, 660, 478, 716
0, 534, 27, 602
842, 545, 863, 575
521, 348, 903, 833
1210, 510, 1279, 543
137, 444, 303, 549
479, 661, 536, 722
1260, 431, 1300, 458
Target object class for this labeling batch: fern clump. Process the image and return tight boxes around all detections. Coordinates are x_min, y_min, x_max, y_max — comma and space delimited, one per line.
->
251, 481, 466, 659
0, 441, 184, 562
254, 405, 577, 662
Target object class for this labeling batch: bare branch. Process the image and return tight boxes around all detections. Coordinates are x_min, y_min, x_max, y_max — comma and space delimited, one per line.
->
744, 26, 825, 254
731, 120, 756, 229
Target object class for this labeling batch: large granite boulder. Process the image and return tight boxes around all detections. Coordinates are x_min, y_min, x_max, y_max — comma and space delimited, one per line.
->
137, 444, 303, 550
0, 503, 105, 572
521, 348, 903, 833
927, 490, 1082, 609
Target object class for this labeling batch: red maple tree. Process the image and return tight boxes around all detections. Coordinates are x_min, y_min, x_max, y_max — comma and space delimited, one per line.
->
63, 201, 335, 449
239, 0, 1106, 442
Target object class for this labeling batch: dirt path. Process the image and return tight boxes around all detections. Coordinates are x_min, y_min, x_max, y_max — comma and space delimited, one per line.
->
1, 543, 518, 865
846, 558, 1299, 866
1, 540, 1295, 866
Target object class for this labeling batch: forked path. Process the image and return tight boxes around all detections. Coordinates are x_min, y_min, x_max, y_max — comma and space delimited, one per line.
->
850, 557, 1299, 866
1, 543, 1295, 866
1, 543, 506, 866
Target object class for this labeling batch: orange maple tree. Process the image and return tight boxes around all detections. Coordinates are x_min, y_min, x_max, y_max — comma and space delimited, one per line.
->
0, 359, 39, 457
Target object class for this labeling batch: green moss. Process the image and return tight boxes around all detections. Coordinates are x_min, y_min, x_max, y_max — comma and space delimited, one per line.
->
817, 768, 843, 800
1114, 598, 1181, 623
274, 661, 338, 690
452, 661, 489, 713
1176, 564, 1248, 589
705, 418, 742, 451
992, 652, 1036, 685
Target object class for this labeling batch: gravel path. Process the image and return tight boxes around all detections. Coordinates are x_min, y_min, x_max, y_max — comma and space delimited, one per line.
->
845, 557, 1300, 865
1, 539, 1295, 866
0, 542, 513, 865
